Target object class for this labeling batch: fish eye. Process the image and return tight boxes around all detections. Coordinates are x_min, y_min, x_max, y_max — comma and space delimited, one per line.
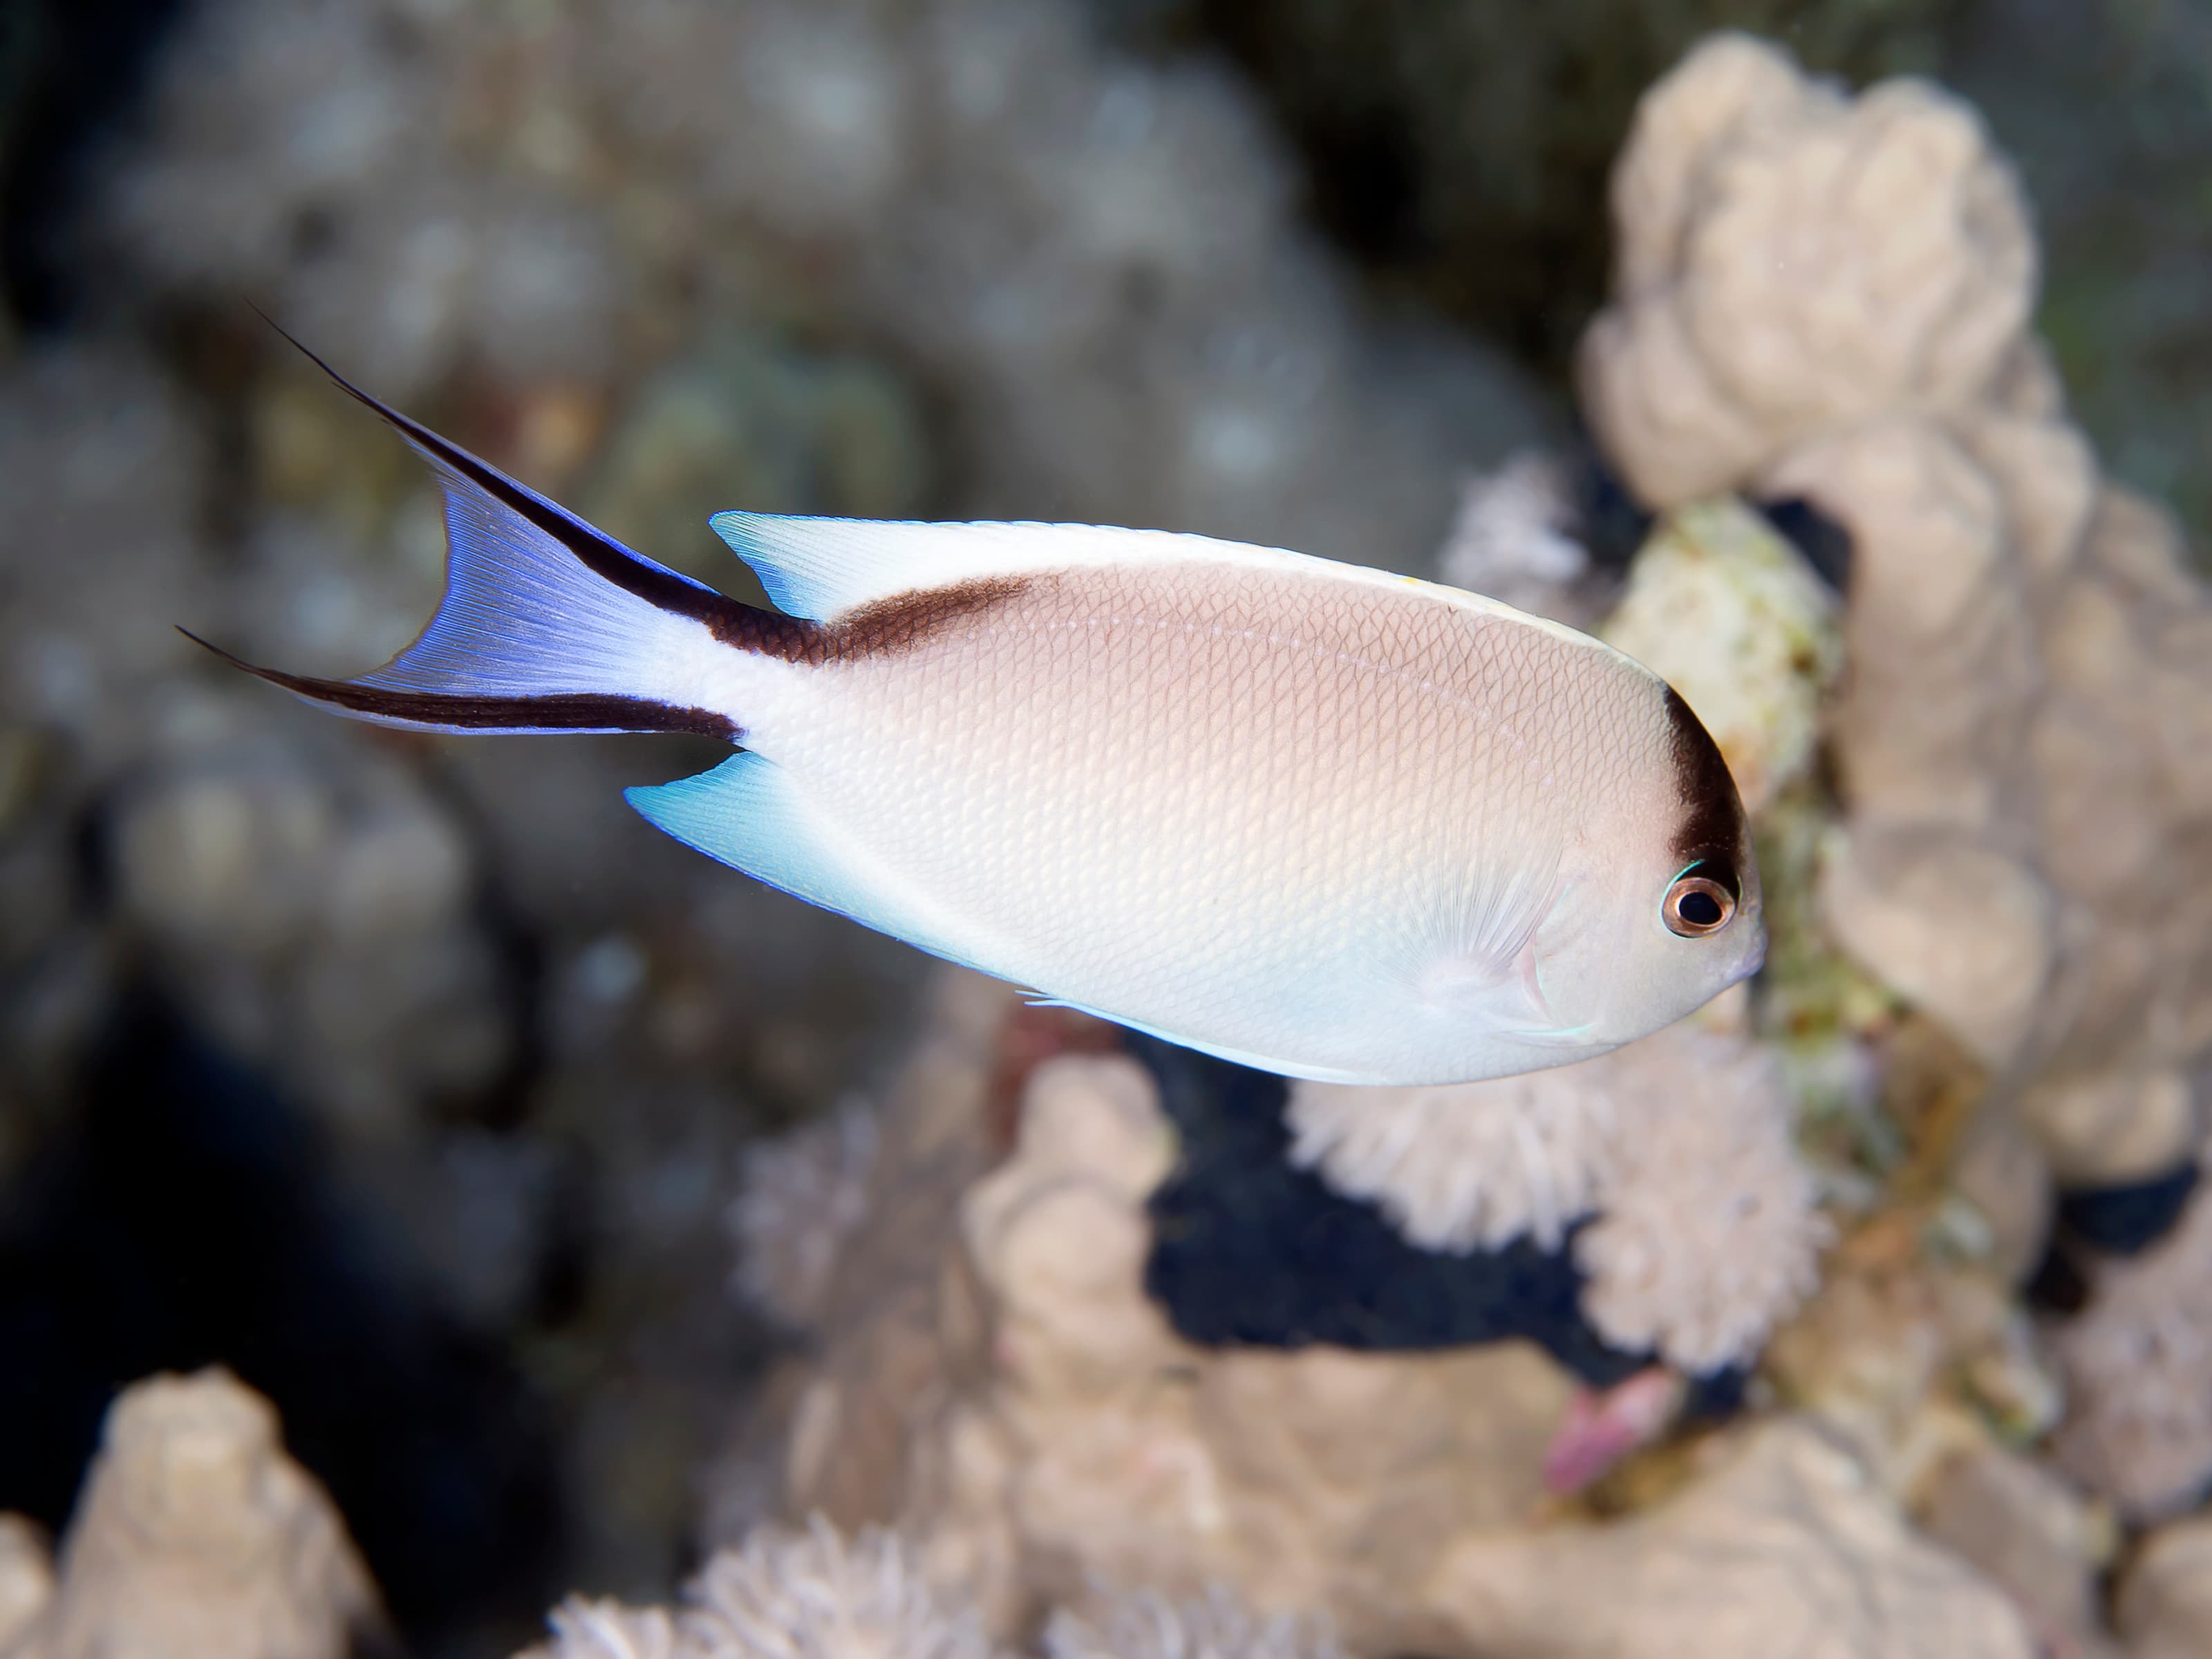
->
1662, 865, 1736, 939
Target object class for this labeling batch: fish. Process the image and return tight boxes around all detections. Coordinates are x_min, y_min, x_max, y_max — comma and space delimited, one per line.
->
189, 335, 1765, 1087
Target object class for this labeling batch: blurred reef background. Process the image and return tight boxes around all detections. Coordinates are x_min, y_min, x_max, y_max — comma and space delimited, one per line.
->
0, 3, 2209, 1658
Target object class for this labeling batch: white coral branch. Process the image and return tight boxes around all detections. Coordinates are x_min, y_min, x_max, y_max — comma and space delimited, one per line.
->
1046, 1584, 1347, 1659
682, 1517, 1000, 1659
728, 1098, 881, 1331
1573, 1031, 1831, 1372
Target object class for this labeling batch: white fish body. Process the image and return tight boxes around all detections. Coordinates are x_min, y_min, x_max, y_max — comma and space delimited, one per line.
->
201, 341, 1766, 1085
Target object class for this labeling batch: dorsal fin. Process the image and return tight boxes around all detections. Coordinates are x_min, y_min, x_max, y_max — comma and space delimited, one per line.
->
709, 512, 1285, 623
706, 512, 1642, 674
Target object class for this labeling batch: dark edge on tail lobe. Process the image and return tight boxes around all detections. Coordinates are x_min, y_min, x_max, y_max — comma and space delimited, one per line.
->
178, 629, 741, 738
247, 313, 1042, 672
1662, 685, 1746, 894
254, 313, 821, 662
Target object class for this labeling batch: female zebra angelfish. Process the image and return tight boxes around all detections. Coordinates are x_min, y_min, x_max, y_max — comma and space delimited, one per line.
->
191, 337, 1764, 1086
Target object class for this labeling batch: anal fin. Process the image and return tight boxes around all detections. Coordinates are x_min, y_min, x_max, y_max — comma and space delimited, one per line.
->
623, 755, 991, 977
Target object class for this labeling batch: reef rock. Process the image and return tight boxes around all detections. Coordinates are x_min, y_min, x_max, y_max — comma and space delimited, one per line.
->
1763, 1220, 2059, 1505
0, 1369, 388, 1659
106, 721, 513, 1143
1580, 32, 2035, 504
1915, 1445, 2111, 1659
2046, 1150, 2212, 1524
1578, 32, 2212, 1184
1425, 1419, 2037, 1659
0, 1521, 51, 1651
2117, 1512, 2212, 1659
1597, 498, 1842, 817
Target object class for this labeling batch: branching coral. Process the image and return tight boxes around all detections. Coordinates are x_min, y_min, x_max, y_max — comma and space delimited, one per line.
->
1290, 1021, 1829, 1373
97, 0, 629, 398
741, 1022, 1828, 1648
1432, 451, 1597, 626
727, 1096, 882, 1331
0, 1370, 387, 1659
516, 1519, 998, 1659
96, 0, 1541, 572
1915, 1446, 2108, 1659
1577, 31, 2212, 1185
34, 18, 2192, 1659
1573, 1028, 1832, 1374
550, 1421, 2045, 1659
518, 1525, 1344, 1659
683, 1519, 1000, 1659
104, 726, 515, 1142
1284, 1064, 1615, 1255
0, 344, 214, 767
1579, 32, 2035, 504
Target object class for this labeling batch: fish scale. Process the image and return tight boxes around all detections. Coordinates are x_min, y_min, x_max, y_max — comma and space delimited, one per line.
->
752, 566, 1608, 1070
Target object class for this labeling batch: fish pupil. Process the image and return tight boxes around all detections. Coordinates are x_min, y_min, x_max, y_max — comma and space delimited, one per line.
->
1678, 890, 1723, 928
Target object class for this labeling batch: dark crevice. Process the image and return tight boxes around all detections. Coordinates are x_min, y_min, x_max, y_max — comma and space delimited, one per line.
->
2056, 1161, 2201, 1258
1128, 1032, 1750, 1417
0, 985, 567, 1648
0, 0, 196, 332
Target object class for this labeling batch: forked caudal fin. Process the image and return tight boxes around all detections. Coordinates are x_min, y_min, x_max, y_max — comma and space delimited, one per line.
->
183, 322, 813, 738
